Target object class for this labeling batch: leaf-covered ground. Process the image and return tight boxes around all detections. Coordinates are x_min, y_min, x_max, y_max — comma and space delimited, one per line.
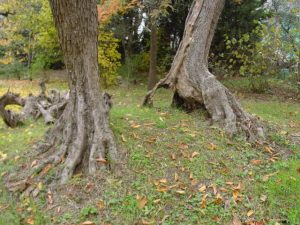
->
0, 80, 299, 225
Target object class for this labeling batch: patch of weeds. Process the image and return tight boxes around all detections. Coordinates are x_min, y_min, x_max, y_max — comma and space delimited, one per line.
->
80, 205, 98, 220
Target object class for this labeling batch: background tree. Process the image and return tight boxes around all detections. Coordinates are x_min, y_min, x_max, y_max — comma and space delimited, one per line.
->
144, 0, 264, 141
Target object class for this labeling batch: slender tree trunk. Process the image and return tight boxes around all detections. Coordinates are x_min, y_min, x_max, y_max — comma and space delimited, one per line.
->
147, 22, 158, 90
143, 0, 264, 141
7, 0, 119, 193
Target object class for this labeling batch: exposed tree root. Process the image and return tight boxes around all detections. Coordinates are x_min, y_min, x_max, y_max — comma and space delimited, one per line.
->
5, 86, 118, 195
0, 82, 68, 127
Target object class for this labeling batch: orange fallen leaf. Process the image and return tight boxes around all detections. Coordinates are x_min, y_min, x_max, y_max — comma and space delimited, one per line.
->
96, 158, 107, 164
264, 146, 273, 154
171, 154, 176, 160
159, 178, 167, 184
251, 159, 262, 165
142, 219, 155, 225
233, 190, 239, 201
40, 164, 52, 176
26, 217, 35, 225
200, 194, 208, 209
191, 152, 200, 158
136, 195, 148, 209
81, 221, 95, 225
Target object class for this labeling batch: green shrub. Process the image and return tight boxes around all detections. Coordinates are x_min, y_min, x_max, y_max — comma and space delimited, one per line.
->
98, 26, 121, 87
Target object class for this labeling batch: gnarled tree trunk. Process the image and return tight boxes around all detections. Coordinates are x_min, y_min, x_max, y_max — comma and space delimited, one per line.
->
7, 0, 118, 193
143, 0, 264, 141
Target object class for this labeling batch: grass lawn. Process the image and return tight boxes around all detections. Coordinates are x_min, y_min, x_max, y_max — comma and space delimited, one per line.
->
0, 80, 299, 225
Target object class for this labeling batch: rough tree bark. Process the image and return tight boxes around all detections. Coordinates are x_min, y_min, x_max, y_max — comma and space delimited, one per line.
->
7, 0, 118, 193
147, 22, 158, 90
143, 0, 264, 141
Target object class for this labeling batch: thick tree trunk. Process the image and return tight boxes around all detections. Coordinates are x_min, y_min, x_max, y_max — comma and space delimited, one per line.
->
7, 0, 118, 193
48, 0, 118, 183
147, 22, 158, 90
143, 0, 264, 141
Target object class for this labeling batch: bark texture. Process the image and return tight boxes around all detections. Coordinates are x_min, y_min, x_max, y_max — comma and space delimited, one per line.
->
7, 0, 118, 193
147, 22, 158, 90
143, 0, 264, 141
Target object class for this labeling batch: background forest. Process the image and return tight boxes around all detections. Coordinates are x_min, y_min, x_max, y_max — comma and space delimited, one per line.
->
0, 0, 299, 91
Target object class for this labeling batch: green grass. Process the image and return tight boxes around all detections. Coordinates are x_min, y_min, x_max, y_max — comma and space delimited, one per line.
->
0, 81, 299, 225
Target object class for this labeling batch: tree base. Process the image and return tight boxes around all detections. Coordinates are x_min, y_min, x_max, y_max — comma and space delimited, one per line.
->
6, 93, 119, 195
144, 72, 265, 142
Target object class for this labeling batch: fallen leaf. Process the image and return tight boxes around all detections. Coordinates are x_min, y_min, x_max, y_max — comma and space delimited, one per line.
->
200, 194, 208, 209
146, 137, 157, 144
233, 183, 242, 190
136, 195, 148, 209
214, 194, 223, 205
131, 124, 141, 129
153, 199, 161, 204
208, 142, 217, 151
178, 142, 189, 150
157, 187, 168, 193
47, 190, 53, 205
159, 178, 167, 184
142, 219, 155, 225
260, 195, 267, 202
251, 159, 262, 165
40, 164, 52, 176
121, 134, 127, 142
31, 160, 38, 168
96, 158, 107, 164
231, 214, 242, 225
81, 221, 95, 225
97, 200, 105, 209
174, 173, 179, 181
171, 153, 176, 160
199, 185, 207, 192
191, 152, 200, 158
26, 217, 35, 225
233, 190, 239, 201
175, 190, 186, 195
247, 210, 254, 217
264, 146, 273, 154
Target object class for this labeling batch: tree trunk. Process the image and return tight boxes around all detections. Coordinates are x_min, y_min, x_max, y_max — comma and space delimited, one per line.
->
143, 0, 264, 141
147, 22, 158, 90
7, 0, 118, 193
